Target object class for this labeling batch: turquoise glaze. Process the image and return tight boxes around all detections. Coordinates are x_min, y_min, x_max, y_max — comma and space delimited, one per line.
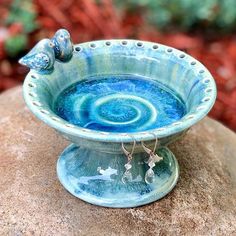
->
21, 30, 217, 208
54, 75, 186, 133
19, 29, 73, 74
57, 144, 178, 208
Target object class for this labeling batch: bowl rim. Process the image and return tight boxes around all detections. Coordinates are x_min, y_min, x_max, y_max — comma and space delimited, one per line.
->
23, 39, 217, 143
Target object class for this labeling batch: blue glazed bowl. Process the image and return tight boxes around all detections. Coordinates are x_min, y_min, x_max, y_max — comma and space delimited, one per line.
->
22, 33, 216, 208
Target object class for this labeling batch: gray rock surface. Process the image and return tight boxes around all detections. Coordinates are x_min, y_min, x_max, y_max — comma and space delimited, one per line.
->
0, 86, 236, 235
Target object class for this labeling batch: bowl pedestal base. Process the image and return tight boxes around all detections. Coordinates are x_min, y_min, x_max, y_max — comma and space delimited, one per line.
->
57, 144, 179, 208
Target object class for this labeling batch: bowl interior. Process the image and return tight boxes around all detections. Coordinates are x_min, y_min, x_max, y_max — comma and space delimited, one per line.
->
23, 39, 216, 142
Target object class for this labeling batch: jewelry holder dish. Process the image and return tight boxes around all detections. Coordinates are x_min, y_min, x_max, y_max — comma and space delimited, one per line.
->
20, 29, 216, 208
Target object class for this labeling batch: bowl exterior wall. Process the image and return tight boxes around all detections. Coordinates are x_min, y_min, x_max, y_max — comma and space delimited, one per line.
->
58, 130, 187, 153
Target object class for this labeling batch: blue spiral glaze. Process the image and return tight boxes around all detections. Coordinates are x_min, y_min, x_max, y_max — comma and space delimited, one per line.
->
54, 75, 186, 132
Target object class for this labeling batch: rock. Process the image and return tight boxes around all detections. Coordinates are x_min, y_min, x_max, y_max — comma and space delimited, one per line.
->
0, 86, 236, 235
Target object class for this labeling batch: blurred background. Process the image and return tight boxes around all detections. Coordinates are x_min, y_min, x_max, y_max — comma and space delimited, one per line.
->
0, 0, 236, 131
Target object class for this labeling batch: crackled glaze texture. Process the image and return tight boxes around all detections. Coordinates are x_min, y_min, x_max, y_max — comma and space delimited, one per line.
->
22, 34, 216, 207
54, 75, 186, 133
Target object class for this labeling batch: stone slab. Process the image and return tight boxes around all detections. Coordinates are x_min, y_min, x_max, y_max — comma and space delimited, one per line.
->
0, 86, 236, 235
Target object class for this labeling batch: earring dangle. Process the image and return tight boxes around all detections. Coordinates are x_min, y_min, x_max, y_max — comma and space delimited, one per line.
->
141, 136, 163, 184
121, 140, 136, 184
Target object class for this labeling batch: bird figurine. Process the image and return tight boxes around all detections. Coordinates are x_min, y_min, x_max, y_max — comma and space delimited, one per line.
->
19, 38, 55, 74
51, 29, 73, 62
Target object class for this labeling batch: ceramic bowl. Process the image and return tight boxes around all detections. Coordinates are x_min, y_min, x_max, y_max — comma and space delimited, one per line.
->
22, 32, 216, 208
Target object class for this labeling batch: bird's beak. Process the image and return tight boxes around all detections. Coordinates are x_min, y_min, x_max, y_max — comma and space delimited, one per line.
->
18, 57, 26, 66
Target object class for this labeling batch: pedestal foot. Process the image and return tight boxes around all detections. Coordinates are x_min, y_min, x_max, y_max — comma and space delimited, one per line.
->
57, 144, 179, 208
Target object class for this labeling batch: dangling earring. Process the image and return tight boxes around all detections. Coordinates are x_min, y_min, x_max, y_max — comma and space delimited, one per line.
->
141, 136, 163, 184
121, 140, 136, 184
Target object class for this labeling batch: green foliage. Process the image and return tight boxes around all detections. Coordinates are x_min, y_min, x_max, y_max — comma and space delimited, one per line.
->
5, 0, 38, 33
4, 34, 28, 57
4, 0, 38, 57
115, 0, 236, 32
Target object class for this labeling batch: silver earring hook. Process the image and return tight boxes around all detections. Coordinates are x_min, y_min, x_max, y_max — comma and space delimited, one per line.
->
152, 133, 158, 154
121, 135, 136, 184
121, 137, 136, 160
142, 133, 162, 184
141, 133, 158, 155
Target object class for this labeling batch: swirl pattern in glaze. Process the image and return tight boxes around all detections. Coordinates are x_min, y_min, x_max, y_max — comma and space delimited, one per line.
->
54, 75, 186, 132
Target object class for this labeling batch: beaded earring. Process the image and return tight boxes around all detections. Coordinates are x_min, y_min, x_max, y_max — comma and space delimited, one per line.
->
121, 140, 136, 184
141, 136, 163, 184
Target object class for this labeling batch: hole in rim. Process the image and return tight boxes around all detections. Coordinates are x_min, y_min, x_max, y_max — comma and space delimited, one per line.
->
65, 124, 75, 128
90, 43, 96, 48
100, 131, 108, 135
167, 48, 173, 52
29, 92, 37, 98
40, 109, 49, 114
202, 97, 211, 102
179, 54, 185, 58
203, 78, 210, 84
186, 115, 195, 120
191, 61, 196, 65
136, 42, 143, 47
156, 127, 165, 131
75, 46, 82, 52
51, 116, 60, 121
28, 83, 36, 88
199, 69, 205, 74
205, 88, 213, 93
121, 40, 128, 45
32, 101, 42, 107
105, 41, 111, 46
172, 122, 182, 126
196, 106, 206, 111
152, 44, 159, 50
31, 75, 37, 79
82, 128, 92, 132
